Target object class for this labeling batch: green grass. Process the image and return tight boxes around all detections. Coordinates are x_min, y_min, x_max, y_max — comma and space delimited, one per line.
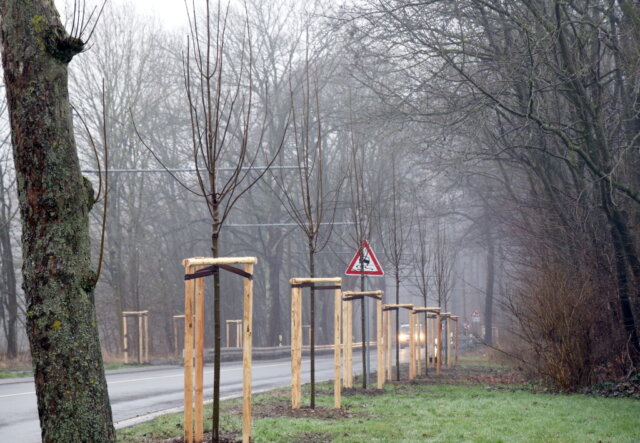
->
0, 370, 31, 379
118, 381, 640, 442
0, 364, 146, 379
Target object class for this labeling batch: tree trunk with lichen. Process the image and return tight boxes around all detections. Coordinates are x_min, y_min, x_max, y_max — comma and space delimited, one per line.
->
0, 1, 115, 441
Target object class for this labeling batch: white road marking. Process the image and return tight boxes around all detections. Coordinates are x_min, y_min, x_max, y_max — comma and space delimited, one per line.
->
0, 362, 291, 398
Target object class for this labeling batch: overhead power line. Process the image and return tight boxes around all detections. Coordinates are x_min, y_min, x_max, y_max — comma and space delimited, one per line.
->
81, 166, 300, 174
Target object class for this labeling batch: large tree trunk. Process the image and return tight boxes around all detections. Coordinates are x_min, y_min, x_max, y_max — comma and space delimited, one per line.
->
0, 1, 115, 441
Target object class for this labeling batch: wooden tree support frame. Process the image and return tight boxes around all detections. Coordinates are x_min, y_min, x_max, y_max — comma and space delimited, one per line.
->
342, 290, 384, 389
183, 257, 257, 443
122, 310, 149, 364
382, 304, 414, 381
290, 277, 342, 409
418, 308, 442, 375
413, 307, 441, 376
226, 319, 243, 348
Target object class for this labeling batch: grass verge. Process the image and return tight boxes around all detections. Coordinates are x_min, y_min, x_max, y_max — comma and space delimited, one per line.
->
117, 363, 640, 442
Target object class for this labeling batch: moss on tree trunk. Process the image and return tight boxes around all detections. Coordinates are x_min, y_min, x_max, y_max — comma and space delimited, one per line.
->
0, 1, 115, 441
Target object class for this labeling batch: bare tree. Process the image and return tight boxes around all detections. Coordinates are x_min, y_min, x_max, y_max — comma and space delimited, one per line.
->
166, 1, 285, 439
432, 222, 456, 312
273, 43, 341, 406
379, 151, 413, 381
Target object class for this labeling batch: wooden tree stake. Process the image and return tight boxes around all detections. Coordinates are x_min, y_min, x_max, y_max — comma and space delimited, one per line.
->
290, 277, 342, 408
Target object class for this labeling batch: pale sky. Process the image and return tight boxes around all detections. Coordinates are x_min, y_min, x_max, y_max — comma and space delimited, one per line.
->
56, 0, 189, 30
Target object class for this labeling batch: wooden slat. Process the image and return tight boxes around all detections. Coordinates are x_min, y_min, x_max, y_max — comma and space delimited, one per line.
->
194, 269, 205, 442
291, 286, 302, 408
183, 267, 195, 443
386, 310, 392, 380
376, 299, 384, 389
138, 315, 143, 365
409, 312, 416, 380
436, 315, 442, 376
144, 313, 149, 363
242, 263, 254, 443
416, 315, 422, 376
122, 318, 128, 365
334, 288, 342, 408
183, 257, 258, 266
345, 301, 353, 388
453, 317, 459, 365
447, 316, 453, 369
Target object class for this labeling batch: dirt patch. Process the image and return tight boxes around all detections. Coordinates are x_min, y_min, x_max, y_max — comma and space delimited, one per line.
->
341, 387, 386, 397
230, 391, 365, 420
149, 432, 240, 443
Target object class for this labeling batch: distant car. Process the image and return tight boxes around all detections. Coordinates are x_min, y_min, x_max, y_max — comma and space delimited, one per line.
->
398, 324, 425, 347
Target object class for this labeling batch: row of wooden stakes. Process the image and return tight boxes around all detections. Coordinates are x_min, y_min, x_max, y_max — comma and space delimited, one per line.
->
290, 278, 460, 411
181, 258, 460, 443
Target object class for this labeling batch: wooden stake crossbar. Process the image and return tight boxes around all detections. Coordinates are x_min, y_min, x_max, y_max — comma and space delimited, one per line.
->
290, 277, 342, 409
381, 304, 414, 381
341, 291, 384, 389
122, 310, 149, 364
183, 257, 257, 443
226, 319, 243, 348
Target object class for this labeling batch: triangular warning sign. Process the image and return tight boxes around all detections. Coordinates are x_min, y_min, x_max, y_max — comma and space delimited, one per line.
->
345, 241, 384, 277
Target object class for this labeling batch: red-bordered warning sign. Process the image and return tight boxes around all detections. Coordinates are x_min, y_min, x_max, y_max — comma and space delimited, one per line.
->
345, 241, 384, 277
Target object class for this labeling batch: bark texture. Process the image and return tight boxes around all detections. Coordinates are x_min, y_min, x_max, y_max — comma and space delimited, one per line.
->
0, 1, 115, 441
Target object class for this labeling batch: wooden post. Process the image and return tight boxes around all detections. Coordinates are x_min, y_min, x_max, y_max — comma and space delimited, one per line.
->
291, 284, 302, 409
436, 314, 442, 376
409, 311, 416, 380
439, 313, 451, 369
342, 299, 350, 387
183, 269, 195, 443
237, 321, 242, 347
386, 309, 392, 380
452, 316, 459, 365
334, 287, 342, 408
290, 277, 342, 408
137, 314, 143, 364
344, 303, 353, 388
182, 256, 257, 443
144, 312, 149, 363
194, 269, 205, 442
428, 316, 434, 369
123, 318, 128, 364
416, 315, 422, 376
242, 263, 253, 443
376, 299, 384, 389
226, 321, 230, 348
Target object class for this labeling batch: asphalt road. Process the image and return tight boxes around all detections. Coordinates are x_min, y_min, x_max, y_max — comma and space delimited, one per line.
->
0, 351, 376, 443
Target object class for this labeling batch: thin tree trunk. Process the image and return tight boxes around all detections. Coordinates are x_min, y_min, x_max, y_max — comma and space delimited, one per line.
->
309, 239, 316, 408
211, 227, 221, 441
361, 263, 367, 388
0, 1, 115, 440
395, 276, 400, 381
